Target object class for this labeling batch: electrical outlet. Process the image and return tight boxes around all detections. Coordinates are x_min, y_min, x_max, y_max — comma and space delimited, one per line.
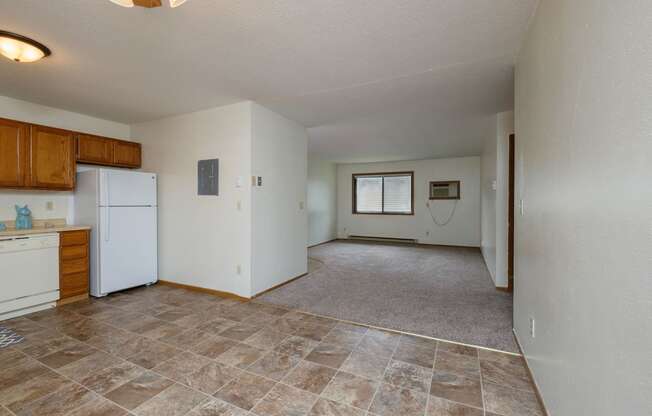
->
257, 176, 263, 186
237, 200, 242, 211
529, 317, 536, 338
46, 201, 54, 211
425, 230, 430, 236
236, 264, 242, 275
299, 201, 304, 210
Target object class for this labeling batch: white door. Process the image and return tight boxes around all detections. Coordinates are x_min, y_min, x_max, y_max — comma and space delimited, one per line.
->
100, 170, 157, 207
99, 206, 157, 295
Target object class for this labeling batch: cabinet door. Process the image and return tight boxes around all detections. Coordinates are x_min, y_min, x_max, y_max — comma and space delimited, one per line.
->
77, 134, 114, 165
59, 229, 89, 300
113, 140, 141, 168
29, 125, 76, 190
0, 118, 29, 187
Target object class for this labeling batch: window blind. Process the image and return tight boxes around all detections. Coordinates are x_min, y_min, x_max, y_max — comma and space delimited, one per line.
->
355, 176, 383, 213
383, 175, 412, 213
353, 172, 413, 214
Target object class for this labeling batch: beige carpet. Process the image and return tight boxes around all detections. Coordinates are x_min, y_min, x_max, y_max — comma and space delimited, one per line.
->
260, 240, 516, 352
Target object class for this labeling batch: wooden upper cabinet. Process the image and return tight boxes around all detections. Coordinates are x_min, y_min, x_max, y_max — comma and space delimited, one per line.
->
0, 118, 29, 187
113, 140, 141, 168
0, 117, 143, 190
76, 134, 141, 168
77, 134, 114, 165
29, 125, 76, 190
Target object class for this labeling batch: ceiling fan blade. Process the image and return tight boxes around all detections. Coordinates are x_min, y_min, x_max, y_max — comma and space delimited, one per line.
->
133, 0, 162, 7
109, 0, 135, 7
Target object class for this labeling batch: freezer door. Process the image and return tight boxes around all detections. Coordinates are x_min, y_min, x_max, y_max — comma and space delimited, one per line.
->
99, 206, 157, 295
100, 169, 157, 207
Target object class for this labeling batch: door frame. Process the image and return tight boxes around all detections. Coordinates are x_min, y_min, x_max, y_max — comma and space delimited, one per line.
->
507, 134, 515, 292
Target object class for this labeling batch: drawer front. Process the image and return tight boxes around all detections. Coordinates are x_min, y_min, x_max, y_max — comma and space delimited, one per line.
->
61, 257, 88, 275
60, 230, 88, 247
60, 272, 88, 298
61, 245, 88, 261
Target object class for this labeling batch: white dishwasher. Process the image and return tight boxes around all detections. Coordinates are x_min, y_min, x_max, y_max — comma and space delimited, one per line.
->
0, 233, 60, 321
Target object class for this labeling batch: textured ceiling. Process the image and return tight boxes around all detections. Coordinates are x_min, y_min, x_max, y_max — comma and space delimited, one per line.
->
0, 0, 537, 162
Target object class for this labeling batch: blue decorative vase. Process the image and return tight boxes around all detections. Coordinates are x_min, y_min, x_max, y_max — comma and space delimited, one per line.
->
15, 205, 33, 230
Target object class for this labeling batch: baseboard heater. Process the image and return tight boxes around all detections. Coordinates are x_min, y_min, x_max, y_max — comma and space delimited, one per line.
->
347, 235, 418, 244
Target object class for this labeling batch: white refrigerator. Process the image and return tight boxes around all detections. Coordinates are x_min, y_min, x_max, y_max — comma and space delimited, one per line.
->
75, 168, 158, 297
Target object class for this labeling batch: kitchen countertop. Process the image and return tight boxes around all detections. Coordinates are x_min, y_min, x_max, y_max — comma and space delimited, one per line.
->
0, 225, 91, 238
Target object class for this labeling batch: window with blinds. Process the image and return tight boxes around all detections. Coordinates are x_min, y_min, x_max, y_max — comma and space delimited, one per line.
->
353, 172, 413, 215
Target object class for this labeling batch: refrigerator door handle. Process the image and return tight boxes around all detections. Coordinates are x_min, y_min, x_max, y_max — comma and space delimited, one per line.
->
105, 172, 110, 207
104, 207, 110, 242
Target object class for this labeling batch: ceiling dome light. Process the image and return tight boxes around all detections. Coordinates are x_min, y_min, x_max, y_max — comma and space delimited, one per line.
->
109, 0, 189, 8
110, 0, 135, 6
0, 31, 51, 63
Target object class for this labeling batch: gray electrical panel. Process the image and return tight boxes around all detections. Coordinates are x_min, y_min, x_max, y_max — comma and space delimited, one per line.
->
198, 159, 219, 196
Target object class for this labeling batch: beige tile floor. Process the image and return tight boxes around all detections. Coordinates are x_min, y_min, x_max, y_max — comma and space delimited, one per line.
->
0, 284, 543, 416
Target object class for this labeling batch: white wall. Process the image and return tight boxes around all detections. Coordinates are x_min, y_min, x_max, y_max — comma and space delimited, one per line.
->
515, 1, 652, 415
0, 96, 130, 138
251, 103, 308, 295
131, 102, 253, 298
481, 117, 498, 281
481, 111, 514, 287
337, 157, 481, 247
307, 160, 337, 247
0, 96, 130, 223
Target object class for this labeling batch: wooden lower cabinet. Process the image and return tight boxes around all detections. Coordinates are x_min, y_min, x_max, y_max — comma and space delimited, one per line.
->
59, 230, 90, 302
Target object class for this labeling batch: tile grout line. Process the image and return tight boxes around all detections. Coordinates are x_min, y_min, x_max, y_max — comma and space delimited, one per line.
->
1, 404, 17, 416
225, 322, 343, 415
105, 287, 516, 357
365, 332, 402, 415
8, 286, 529, 416
9, 348, 137, 416
254, 298, 521, 357
159, 289, 522, 411
34, 303, 393, 414
22, 305, 233, 416
236, 325, 381, 414
94, 307, 270, 414
424, 341, 438, 416
478, 348, 488, 416
98, 303, 436, 415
